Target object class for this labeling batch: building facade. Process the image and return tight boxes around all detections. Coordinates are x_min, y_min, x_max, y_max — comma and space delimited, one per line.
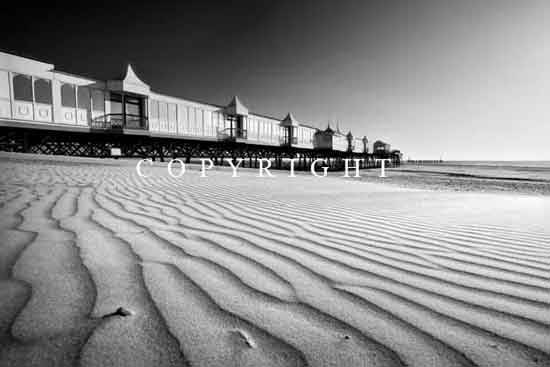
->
0, 51, 399, 164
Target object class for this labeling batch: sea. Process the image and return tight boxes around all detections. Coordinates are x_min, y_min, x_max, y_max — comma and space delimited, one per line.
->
402, 161, 550, 181
444, 161, 550, 169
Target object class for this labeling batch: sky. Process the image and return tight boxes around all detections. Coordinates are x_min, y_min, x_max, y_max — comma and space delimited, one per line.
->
2, 0, 550, 160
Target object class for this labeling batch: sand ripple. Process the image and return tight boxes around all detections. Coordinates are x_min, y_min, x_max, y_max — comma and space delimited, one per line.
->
0, 153, 549, 367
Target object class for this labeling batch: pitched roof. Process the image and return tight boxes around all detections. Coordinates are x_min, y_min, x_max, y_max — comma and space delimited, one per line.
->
225, 96, 249, 115
281, 112, 300, 127
123, 64, 148, 87
107, 63, 150, 95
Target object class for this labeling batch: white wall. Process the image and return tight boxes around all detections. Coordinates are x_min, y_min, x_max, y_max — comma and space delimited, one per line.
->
0, 51, 106, 128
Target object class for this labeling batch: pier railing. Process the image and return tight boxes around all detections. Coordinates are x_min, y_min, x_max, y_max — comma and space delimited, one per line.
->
279, 137, 298, 145
217, 127, 247, 140
91, 114, 148, 130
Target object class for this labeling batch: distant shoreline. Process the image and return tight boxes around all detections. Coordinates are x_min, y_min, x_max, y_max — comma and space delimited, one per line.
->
405, 160, 550, 169
397, 169, 549, 182
360, 164, 550, 196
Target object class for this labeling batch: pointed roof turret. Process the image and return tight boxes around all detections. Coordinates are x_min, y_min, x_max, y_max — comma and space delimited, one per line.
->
107, 63, 150, 95
123, 64, 147, 86
224, 96, 249, 116
346, 130, 353, 138
281, 112, 300, 127
324, 122, 334, 134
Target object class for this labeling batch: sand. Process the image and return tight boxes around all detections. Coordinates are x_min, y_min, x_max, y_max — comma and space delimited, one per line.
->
0, 152, 549, 367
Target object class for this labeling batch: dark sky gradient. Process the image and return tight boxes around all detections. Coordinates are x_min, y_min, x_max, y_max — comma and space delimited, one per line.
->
3, 1, 550, 159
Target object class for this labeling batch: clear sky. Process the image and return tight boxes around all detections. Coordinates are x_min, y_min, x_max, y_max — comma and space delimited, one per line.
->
3, 1, 550, 160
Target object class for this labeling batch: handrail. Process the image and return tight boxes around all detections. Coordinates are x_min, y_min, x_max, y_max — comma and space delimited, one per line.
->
217, 127, 247, 140
91, 114, 148, 130
279, 136, 298, 145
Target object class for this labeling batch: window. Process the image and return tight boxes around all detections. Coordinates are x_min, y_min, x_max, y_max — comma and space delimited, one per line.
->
159, 101, 168, 123
212, 111, 218, 131
150, 100, 159, 120
189, 107, 196, 133
168, 103, 177, 124
184, 106, 191, 132
125, 96, 142, 117
77, 87, 90, 109
109, 93, 123, 114
34, 79, 52, 104
13, 74, 33, 102
61, 83, 76, 107
91, 90, 105, 113
204, 111, 212, 135
196, 108, 203, 133
0, 71, 9, 99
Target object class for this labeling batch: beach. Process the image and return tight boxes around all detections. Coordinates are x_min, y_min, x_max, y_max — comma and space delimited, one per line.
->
0, 152, 549, 367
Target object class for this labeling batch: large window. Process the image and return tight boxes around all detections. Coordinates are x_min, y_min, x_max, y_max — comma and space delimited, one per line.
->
91, 89, 105, 123
13, 74, 33, 102
91, 90, 105, 113
34, 79, 52, 104
109, 93, 123, 114
61, 83, 76, 107
77, 86, 90, 109
125, 96, 142, 117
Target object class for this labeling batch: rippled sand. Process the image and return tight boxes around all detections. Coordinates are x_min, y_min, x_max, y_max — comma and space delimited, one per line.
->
0, 152, 549, 367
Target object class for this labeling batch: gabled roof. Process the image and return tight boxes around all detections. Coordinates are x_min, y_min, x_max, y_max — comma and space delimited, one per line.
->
324, 122, 334, 134
280, 112, 300, 127
225, 96, 249, 116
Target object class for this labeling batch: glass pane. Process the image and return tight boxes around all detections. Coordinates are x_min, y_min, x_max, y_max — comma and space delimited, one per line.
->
109, 93, 122, 102
125, 96, 142, 118
125, 101, 141, 116
0, 71, 10, 99
109, 93, 122, 114
91, 89, 105, 112
168, 103, 177, 123
13, 74, 33, 102
61, 84, 76, 107
150, 100, 158, 119
159, 102, 168, 122
110, 101, 123, 114
77, 86, 90, 109
34, 78, 52, 104
125, 96, 140, 104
